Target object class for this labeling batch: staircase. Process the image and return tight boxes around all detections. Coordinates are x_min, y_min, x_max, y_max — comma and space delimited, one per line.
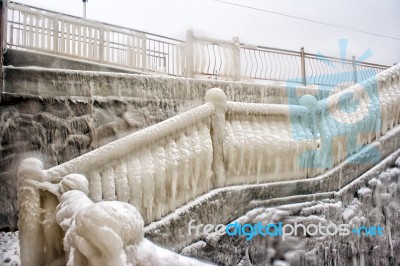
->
16, 63, 400, 265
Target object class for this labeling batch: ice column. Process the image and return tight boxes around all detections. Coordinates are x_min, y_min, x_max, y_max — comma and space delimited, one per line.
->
17, 158, 45, 266
205, 88, 227, 187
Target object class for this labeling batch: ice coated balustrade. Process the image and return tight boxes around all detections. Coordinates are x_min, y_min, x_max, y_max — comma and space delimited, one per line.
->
17, 63, 400, 265
5, 1, 388, 85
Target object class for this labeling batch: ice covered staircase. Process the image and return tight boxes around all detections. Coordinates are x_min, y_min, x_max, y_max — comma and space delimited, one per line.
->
17, 63, 400, 265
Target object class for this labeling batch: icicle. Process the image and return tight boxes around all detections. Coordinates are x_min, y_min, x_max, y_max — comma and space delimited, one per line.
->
165, 137, 179, 211
188, 127, 202, 199
152, 145, 167, 219
199, 122, 213, 192
114, 160, 129, 202
177, 132, 191, 203
88, 171, 102, 202
127, 156, 143, 214
140, 149, 155, 223
101, 164, 116, 201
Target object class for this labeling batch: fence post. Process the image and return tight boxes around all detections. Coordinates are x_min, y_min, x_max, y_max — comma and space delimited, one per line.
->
232, 36, 240, 81
300, 47, 306, 86
52, 18, 59, 52
98, 28, 104, 62
0, 0, 5, 97
205, 88, 227, 188
352, 56, 357, 84
185, 30, 194, 78
141, 33, 147, 72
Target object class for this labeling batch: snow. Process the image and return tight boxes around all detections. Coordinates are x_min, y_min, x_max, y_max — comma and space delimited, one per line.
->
56, 190, 213, 265
0, 232, 20, 266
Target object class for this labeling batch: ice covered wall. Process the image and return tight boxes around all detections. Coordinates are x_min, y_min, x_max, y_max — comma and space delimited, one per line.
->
3, 66, 334, 105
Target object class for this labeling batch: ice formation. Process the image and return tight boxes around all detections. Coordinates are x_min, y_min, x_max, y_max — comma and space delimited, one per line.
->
2, 64, 338, 229
181, 161, 400, 265
16, 160, 212, 265
15, 63, 400, 265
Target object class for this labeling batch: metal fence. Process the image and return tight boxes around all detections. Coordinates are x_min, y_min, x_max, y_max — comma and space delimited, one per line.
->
5, 1, 389, 86
6, 1, 183, 76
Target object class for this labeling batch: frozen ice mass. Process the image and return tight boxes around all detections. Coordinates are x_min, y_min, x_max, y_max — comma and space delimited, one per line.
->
6, 62, 399, 265
1, 1, 400, 265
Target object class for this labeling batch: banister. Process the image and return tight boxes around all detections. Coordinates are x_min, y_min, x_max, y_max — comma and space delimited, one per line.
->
45, 102, 215, 179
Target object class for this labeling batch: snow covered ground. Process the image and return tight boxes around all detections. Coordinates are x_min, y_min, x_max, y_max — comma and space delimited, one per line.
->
0, 231, 20, 266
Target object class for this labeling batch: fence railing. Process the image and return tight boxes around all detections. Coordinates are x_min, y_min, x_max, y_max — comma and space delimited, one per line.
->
5, 1, 389, 86
6, 1, 183, 76
0, 0, 6, 95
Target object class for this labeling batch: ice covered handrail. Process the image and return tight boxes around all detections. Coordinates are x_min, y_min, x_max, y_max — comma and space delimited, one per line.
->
44, 102, 215, 179
226, 101, 309, 117
5, 1, 389, 84
315, 63, 400, 168
317, 63, 400, 111
223, 100, 320, 184
18, 160, 211, 266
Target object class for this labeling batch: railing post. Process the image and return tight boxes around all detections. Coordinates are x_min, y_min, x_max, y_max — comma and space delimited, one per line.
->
205, 88, 227, 187
99, 28, 104, 62
0, 0, 6, 98
232, 36, 240, 81
141, 33, 147, 72
185, 30, 194, 78
352, 56, 357, 84
300, 47, 306, 86
52, 18, 59, 52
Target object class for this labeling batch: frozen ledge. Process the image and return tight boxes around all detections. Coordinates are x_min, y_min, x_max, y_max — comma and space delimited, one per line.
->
2, 65, 333, 104
144, 124, 400, 252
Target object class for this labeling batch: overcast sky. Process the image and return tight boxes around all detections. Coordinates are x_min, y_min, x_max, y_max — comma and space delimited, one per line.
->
11, 0, 400, 65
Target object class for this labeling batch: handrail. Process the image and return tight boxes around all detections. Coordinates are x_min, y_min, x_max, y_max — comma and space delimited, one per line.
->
45, 102, 215, 179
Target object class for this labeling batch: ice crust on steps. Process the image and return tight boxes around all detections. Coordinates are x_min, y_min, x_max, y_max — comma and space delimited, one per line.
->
181, 162, 400, 265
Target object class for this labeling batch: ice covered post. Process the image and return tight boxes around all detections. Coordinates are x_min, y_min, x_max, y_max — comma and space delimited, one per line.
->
352, 56, 358, 84
232, 37, 241, 81
17, 158, 45, 266
205, 88, 227, 187
0, 0, 6, 96
185, 30, 194, 78
299, 94, 318, 136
